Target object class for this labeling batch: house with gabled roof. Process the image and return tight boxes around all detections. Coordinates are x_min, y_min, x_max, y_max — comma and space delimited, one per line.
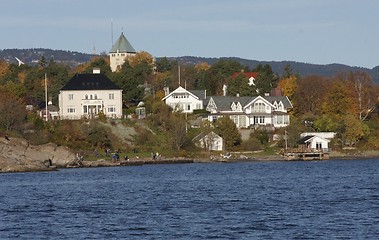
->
59, 69, 122, 119
110, 32, 136, 72
162, 86, 292, 128
162, 86, 206, 113
206, 94, 292, 128
193, 131, 223, 151
298, 135, 330, 152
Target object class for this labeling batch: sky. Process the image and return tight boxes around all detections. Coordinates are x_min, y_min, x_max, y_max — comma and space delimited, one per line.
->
1, 0, 378, 68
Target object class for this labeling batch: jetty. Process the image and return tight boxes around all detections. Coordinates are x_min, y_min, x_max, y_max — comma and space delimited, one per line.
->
282, 148, 329, 160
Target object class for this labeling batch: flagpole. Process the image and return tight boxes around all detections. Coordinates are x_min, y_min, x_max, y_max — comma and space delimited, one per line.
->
178, 65, 181, 87
45, 73, 48, 121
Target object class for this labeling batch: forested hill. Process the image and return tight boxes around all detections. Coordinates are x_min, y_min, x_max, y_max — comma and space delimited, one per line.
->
1, 48, 378, 83
170, 56, 379, 84
0, 48, 95, 67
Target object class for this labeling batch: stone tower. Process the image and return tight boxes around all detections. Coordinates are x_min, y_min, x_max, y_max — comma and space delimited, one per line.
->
109, 32, 136, 72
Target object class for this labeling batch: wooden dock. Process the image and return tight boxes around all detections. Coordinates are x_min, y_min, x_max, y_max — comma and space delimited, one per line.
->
282, 148, 329, 161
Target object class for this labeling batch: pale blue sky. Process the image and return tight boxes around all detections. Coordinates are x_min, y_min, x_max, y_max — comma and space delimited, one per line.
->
1, 0, 378, 68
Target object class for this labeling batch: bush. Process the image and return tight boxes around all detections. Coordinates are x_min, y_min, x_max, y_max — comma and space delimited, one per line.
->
241, 138, 262, 151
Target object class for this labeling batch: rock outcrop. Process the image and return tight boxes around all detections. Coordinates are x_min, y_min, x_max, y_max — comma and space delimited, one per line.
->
0, 137, 75, 173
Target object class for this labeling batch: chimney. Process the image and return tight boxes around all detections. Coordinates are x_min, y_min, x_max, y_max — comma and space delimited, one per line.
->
163, 87, 170, 96
222, 84, 227, 96
264, 93, 270, 96
270, 88, 282, 96
93, 68, 101, 74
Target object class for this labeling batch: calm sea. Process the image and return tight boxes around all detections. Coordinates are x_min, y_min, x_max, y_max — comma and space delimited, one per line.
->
0, 159, 378, 239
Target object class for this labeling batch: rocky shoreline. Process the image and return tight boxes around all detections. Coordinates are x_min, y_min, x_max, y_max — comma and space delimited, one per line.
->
0, 137, 75, 173
1, 137, 378, 173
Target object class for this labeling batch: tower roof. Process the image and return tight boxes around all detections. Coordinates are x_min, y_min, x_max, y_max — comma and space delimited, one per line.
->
110, 32, 136, 53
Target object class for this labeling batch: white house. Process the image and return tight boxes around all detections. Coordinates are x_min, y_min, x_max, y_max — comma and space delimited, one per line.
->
110, 32, 136, 72
162, 86, 292, 128
298, 135, 331, 152
59, 69, 123, 119
300, 132, 336, 140
162, 86, 206, 113
206, 94, 292, 128
193, 131, 223, 151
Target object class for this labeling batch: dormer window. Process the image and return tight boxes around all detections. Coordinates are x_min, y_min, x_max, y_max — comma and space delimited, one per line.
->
85, 94, 88, 100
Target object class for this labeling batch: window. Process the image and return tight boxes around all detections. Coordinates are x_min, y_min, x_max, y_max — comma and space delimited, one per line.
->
316, 142, 322, 149
173, 93, 188, 98
259, 116, 265, 124
284, 115, 289, 124
109, 93, 115, 100
83, 106, 88, 114
85, 94, 88, 100
253, 102, 265, 112
277, 115, 283, 124
67, 106, 75, 113
254, 116, 265, 124
231, 116, 238, 125
277, 102, 284, 111
108, 105, 116, 112
68, 94, 74, 100
90, 95, 93, 100
187, 104, 191, 111
94, 94, 97, 100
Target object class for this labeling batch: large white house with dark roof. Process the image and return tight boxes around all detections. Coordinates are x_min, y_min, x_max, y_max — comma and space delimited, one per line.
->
163, 86, 292, 128
59, 69, 123, 119
110, 32, 136, 72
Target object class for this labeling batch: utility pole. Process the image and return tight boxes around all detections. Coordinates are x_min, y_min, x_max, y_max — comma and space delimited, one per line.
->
285, 130, 288, 151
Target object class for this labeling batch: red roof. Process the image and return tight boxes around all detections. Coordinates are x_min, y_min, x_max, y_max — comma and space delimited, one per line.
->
231, 71, 259, 79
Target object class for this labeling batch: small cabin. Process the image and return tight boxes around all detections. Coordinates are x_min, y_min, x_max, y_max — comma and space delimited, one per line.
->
298, 135, 330, 152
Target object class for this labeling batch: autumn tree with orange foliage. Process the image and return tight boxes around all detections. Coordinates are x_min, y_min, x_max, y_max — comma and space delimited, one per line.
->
0, 60, 9, 79
277, 75, 297, 100
126, 51, 155, 68
322, 78, 355, 118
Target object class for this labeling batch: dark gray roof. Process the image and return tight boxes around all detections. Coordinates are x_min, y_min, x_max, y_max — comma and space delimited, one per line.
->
61, 74, 121, 91
110, 32, 136, 53
264, 96, 293, 109
298, 135, 315, 144
189, 90, 207, 100
209, 96, 253, 111
47, 105, 59, 111
208, 95, 293, 112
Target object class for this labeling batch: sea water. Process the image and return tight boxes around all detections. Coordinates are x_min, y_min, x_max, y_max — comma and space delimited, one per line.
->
1, 159, 378, 239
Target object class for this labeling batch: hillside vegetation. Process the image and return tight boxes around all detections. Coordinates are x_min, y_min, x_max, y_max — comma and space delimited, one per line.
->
0, 51, 378, 160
